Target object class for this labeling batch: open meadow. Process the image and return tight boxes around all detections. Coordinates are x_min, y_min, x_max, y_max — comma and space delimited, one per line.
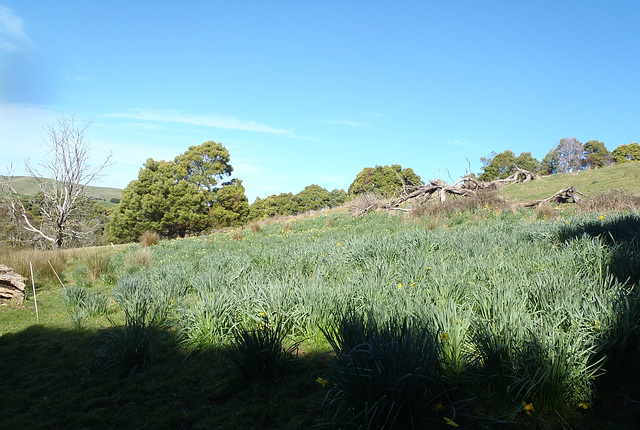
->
1, 203, 640, 429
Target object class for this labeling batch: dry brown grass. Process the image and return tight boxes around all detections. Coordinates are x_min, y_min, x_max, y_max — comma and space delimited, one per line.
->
346, 194, 386, 216
411, 189, 511, 221
578, 190, 640, 213
131, 248, 152, 268
139, 231, 160, 247
0, 246, 67, 284
535, 203, 561, 221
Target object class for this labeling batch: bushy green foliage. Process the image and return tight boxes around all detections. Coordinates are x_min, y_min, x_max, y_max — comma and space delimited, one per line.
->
108, 141, 248, 242
612, 142, 640, 164
479, 150, 540, 181
249, 185, 346, 220
583, 140, 612, 168
348, 164, 422, 197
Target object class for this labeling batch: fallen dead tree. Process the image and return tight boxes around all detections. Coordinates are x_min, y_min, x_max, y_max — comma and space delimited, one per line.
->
521, 186, 588, 207
0, 265, 27, 304
351, 166, 545, 216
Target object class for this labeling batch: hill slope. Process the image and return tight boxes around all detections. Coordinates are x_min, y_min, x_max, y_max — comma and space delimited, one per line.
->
499, 162, 640, 203
0, 176, 122, 205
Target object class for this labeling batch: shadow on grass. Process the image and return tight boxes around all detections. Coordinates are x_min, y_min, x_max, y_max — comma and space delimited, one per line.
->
0, 325, 328, 430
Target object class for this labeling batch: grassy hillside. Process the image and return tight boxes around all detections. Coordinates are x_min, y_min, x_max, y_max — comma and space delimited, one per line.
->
2, 207, 640, 429
500, 161, 640, 203
0, 175, 122, 206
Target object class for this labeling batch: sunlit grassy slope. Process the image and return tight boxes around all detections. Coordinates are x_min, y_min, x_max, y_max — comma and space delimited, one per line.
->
500, 161, 640, 203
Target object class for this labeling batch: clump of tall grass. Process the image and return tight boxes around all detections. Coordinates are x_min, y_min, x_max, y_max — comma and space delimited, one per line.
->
535, 203, 561, 221
85, 252, 113, 282
321, 308, 444, 429
61, 284, 110, 329
129, 247, 152, 270
228, 315, 300, 381
139, 231, 160, 247
91, 302, 161, 377
93, 274, 170, 377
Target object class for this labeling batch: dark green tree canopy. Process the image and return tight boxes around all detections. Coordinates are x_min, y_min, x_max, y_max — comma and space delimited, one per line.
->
294, 184, 332, 211
249, 192, 297, 220
539, 149, 559, 175
612, 143, 640, 164
174, 141, 233, 192
583, 140, 611, 169
479, 151, 539, 181
210, 179, 249, 228
348, 164, 422, 197
108, 141, 246, 243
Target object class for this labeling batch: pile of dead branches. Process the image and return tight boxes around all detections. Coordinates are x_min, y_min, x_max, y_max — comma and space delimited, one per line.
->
351, 165, 590, 216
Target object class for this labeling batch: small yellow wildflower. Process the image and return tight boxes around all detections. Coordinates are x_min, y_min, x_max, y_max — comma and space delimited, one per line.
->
337, 242, 342, 246
316, 377, 328, 387
522, 401, 535, 415
170, 299, 175, 304
260, 311, 265, 316
398, 283, 402, 290
440, 332, 450, 341
579, 402, 590, 409
433, 402, 445, 412
599, 215, 604, 220
444, 417, 459, 427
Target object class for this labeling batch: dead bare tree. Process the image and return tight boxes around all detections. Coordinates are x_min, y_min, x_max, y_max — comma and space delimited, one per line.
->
1, 114, 112, 248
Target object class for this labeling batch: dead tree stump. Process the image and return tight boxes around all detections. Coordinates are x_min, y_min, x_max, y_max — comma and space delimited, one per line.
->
0, 265, 27, 304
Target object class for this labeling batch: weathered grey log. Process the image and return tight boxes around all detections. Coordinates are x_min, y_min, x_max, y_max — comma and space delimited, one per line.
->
0, 265, 27, 304
521, 186, 588, 207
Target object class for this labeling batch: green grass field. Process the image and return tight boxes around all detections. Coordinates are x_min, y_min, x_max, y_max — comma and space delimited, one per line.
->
2, 202, 640, 429
501, 161, 640, 202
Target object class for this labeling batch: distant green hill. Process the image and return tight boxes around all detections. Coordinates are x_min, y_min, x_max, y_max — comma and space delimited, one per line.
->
0, 176, 122, 206
500, 161, 640, 203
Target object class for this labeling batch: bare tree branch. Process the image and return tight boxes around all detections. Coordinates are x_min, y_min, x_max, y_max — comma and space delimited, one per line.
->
1, 114, 112, 248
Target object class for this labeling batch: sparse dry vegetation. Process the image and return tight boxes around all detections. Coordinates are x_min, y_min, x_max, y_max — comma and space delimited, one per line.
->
139, 231, 160, 247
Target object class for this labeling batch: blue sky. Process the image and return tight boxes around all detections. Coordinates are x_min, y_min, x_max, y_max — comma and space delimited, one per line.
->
1, 1, 639, 202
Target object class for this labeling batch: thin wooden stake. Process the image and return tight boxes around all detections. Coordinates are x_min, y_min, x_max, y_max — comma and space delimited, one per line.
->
30, 262, 39, 323
47, 259, 65, 288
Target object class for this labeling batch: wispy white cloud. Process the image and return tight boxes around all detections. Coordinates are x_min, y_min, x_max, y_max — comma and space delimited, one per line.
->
107, 109, 293, 135
0, 5, 30, 52
321, 119, 367, 127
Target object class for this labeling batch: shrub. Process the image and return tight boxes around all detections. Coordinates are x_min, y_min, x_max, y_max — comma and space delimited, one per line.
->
139, 231, 160, 247
249, 222, 262, 233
